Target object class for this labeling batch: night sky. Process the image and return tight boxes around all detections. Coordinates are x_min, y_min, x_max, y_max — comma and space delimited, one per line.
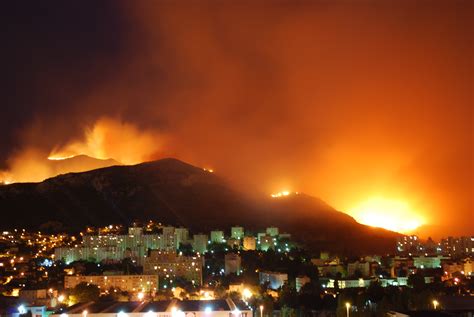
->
0, 1, 472, 237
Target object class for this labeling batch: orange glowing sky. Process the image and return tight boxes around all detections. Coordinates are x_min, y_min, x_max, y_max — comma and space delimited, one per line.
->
0, 1, 472, 238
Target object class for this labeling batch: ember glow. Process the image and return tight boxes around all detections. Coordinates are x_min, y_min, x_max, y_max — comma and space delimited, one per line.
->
271, 191, 299, 198
47, 154, 80, 161
271, 191, 290, 198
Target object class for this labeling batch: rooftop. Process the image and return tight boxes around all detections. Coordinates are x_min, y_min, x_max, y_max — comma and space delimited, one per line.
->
54, 299, 252, 315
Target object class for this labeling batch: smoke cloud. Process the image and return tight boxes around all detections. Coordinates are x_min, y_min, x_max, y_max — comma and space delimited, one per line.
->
0, 1, 472, 237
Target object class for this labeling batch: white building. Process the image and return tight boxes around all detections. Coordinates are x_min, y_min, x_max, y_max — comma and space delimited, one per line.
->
192, 234, 208, 254
231, 227, 244, 240
143, 251, 203, 286
413, 255, 448, 269
347, 261, 371, 277
266, 227, 279, 237
174, 228, 189, 249
210, 231, 225, 243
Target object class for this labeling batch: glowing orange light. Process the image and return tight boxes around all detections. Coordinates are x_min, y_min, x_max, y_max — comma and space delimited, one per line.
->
349, 197, 424, 233
47, 154, 80, 161
271, 190, 300, 198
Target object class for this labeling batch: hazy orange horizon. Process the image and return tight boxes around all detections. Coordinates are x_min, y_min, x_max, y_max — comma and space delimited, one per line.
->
0, 1, 472, 239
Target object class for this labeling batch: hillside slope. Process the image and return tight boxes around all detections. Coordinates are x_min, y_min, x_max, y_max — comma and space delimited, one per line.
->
0, 158, 400, 254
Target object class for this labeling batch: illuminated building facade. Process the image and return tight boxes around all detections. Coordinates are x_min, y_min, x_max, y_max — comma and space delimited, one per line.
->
210, 231, 224, 243
347, 261, 371, 277
64, 274, 158, 293
258, 235, 274, 251
231, 227, 244, 240
192, 234, 208, 254
174, 228, 189, 249
412, 255, 448, 269
143, 251, 204, 286
266, 227, 279, 237
242, 236, 256, 251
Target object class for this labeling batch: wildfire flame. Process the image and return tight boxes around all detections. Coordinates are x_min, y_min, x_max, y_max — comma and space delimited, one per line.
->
47, 154, 81, 161
0, 117, 165, 183
271, 190, 299, 198
350, 197, 425, 233
47, 117, 163, 165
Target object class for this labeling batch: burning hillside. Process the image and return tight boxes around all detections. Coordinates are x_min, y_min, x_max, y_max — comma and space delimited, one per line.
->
0, 117, 164, 183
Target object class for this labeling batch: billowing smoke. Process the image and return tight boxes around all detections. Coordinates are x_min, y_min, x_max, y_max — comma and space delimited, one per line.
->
48, 117, 165, 164
1, 117, 165, 183
0, 1, 471, 237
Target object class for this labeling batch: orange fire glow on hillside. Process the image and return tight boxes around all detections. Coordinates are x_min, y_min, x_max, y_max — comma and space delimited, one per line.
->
270, 190, 299, 198
47, 154, 80, 161
349, 197, 425, 233
0, 117, 165, 183
48, 117, 163, 165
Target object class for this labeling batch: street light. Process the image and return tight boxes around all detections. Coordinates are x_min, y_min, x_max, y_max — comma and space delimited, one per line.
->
345, 303, 350, 317
242, 288, 252, 300
433, 300, 439, 310
259, 305, 264, 317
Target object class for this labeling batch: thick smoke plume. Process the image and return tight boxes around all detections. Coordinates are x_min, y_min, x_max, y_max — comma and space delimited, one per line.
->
0, 1, 472, 237
1, 118, 164, 183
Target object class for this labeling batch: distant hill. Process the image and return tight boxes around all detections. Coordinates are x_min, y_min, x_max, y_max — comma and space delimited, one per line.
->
47, 154, 121, 175
0, 158, 400, 254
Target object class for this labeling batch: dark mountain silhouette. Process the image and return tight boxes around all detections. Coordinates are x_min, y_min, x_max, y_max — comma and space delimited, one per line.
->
0, 158, 400, 254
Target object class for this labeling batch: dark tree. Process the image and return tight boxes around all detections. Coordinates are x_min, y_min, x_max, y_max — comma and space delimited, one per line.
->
69, 282, 100, 303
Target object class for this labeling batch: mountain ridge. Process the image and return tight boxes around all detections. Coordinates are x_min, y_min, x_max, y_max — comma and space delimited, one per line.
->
0, 158, 400, 254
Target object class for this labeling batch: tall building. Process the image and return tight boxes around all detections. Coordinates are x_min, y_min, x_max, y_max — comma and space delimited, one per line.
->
193, 234, 208, 254
64, 274, 158, 293
210, 230, 225, 243
259, 234, 274, 251
143, 251, 204, 286
347, 261, 371, 277
266, 227, 279, 237
227, 238, 241, 249
224, 253, 241, 275
174, 228, 189, 249
161, 226, 175, 251
440, 236, 474, 255
128, 227, 144, 236
57, 226, 163, 264
396, 235, 422, 254
243, 236, 256, 251
54, 246, 124, 264
231, 226, 244, 240
413, 255, 447, 269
